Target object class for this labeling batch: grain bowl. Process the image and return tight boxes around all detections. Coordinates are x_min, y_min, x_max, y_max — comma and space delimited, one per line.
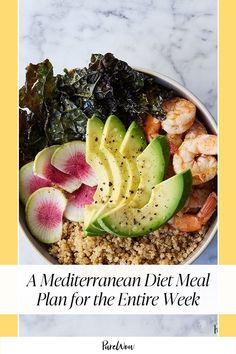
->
19, 63, 217, 265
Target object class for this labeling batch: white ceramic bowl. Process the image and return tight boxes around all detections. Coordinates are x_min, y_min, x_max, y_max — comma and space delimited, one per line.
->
19, 68, 217, 264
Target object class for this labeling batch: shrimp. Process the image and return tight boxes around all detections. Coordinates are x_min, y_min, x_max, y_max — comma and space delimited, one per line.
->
183, 134, 217, 155
166, 134, 183, 154
182, 185, 213, 213
170, 192, 217, 232
161, 97, 196, 134
173, 134, 218, 185
185, 119, 207, 140
142, 115, 183, 154
143, 114, 161, 142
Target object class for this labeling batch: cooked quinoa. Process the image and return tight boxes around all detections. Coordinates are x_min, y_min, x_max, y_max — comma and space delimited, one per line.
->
49, 220, 208, 265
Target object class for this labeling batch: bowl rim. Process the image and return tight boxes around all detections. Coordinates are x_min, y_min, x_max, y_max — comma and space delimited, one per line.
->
19, 67, 218, 265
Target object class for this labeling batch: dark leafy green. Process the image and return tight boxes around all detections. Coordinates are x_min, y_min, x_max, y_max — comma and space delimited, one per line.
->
19, 109, 48, 166
19, 59, 57, 113
45, 97, 88, 145
19, 53, 174, 166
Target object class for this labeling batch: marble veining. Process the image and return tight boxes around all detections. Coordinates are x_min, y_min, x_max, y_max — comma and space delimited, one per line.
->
19, 0, 218, 336
19, 314, 217, 337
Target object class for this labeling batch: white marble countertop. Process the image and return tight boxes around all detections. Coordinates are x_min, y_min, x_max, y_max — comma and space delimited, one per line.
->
19, 0, 217, 336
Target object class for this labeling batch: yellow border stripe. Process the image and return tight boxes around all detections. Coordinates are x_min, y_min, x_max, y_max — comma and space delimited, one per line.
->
0, 316, 18, 337
219, 0, 236, 266
0, 1, 18, 264
0, 0, 18, 336
219, 316, 236, 337
219, 0, 236, 336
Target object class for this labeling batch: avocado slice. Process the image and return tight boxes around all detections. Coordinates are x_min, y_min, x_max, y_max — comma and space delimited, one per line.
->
86, 115, 113, 204
119, 121, 147, 203
131, 135, 169, 208
99, 170, 192, 237
86, 115, 128, 233
84, 115, 113, 234
96, 135, 170, 231
86, 118, 147, 234
84, 204, 102, 234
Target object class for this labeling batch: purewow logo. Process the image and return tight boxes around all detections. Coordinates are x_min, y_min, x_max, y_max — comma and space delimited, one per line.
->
102, 340, 135, 351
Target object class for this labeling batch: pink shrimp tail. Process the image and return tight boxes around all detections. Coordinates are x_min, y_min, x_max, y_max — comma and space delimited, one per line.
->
171, 191, 217, 232
172, 215, 202, 232
197, 192, 217, 224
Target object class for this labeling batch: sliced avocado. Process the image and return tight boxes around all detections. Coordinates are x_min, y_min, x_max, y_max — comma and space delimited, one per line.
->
119, 121, 147, 204
86, 118, 147, 234
84, 230, 103, 236
99, 170, 192, 237
131, 135, 170, 208
86, 115, 128, 233
96, 135, 169, 231
84, 115, 113, 234
84, 204, 104, 235
86, 115, 112, 203
100, 115, 128, 203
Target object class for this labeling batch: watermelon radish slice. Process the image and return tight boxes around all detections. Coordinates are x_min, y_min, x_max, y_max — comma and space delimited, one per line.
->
34, 146, 82, 193
65, 184, 97, 222
19, 161, 52, 205
51, 141, 97, 187
25, 187, 67, 244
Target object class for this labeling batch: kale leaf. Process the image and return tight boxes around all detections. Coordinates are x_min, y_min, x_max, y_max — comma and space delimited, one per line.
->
19, 59, 57, 113
19, 53, 173, 166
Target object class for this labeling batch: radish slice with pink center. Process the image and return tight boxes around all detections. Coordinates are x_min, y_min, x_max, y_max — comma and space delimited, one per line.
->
34, 146, 82, 193
64, 184, 97, 222
19, 161, 52, 205
25, 187, 67, 244
51, 141, 97, 187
